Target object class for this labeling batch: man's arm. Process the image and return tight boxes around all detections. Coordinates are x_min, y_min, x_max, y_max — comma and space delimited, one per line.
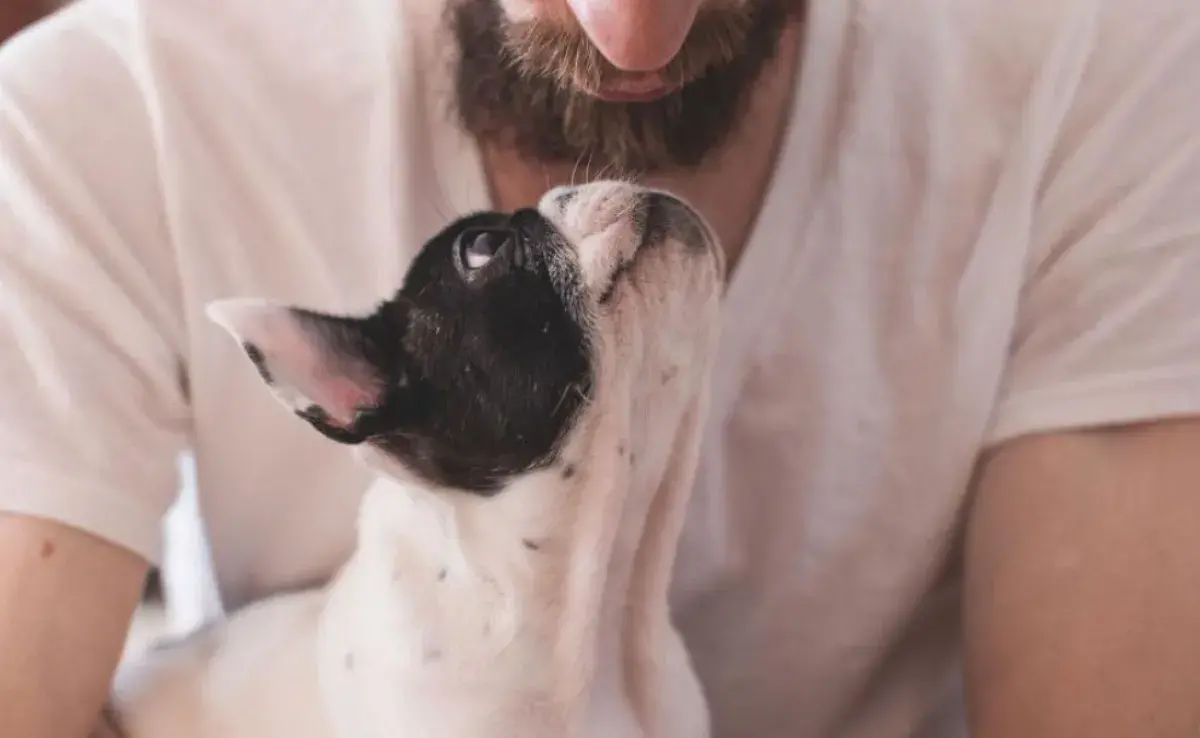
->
0, 515, 148, 738
960, 1, 1200, 732
965, 420, 1200, 737
0, 4, 189, 735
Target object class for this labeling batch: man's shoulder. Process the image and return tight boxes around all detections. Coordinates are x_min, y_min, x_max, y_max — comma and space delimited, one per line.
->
136, 0, 410, 89
848, 0, 1195, 103
2, 0, 417, 113
862, 0, 1191, 47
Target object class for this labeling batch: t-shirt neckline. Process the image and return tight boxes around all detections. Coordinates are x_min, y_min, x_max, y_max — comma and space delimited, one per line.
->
419, 7, 819, 418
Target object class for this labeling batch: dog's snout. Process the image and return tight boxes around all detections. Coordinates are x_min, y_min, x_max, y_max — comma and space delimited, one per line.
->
539, 185, 581, 219
539, 183, 714, 252
534, 181, 722, 302
554, 187, 579, 209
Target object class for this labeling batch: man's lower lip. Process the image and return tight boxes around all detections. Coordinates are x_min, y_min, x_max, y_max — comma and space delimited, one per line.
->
591, 84, 678, 103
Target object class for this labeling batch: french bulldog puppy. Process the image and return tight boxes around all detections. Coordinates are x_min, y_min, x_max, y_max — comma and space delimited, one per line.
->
99, 180, 725, 738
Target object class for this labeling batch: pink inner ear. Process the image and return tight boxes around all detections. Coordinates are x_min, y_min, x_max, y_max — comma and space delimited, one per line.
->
248, 309, 382, 428
210, 298, 387, 430
313, 374, 381, 428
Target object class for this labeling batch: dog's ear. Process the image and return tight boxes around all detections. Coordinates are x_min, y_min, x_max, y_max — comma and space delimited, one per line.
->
206, 298, 400, 444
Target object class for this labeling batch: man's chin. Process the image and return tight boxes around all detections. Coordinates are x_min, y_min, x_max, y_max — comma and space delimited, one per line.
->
451, 0, 798, 172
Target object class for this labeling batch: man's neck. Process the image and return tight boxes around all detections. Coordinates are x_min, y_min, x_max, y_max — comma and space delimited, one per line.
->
481, 20, 804, 278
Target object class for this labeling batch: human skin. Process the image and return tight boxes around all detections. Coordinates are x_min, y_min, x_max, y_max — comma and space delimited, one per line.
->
5, 0, 1200, 737
965, 420, 1200, 737
0, 0, 793, 733
500, 4, 1200, 736
0, 514, 148, 738
0, 11, 153, 738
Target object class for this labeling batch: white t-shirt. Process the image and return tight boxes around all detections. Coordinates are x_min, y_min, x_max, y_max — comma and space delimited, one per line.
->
5, 0, 1200, 735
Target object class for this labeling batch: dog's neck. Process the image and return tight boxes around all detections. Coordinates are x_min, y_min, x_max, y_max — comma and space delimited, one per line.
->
324, 340, 709, 737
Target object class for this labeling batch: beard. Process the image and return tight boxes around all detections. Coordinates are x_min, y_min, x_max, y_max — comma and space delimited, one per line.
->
450, 0, 804, 177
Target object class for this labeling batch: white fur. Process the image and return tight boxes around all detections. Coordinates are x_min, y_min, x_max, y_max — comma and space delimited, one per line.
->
102, 181, 724, 738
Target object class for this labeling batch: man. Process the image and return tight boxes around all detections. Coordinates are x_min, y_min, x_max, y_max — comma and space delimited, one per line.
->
3, 0, 1200, 736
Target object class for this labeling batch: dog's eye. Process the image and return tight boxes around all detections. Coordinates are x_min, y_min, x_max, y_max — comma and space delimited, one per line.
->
457, 228, 512, 273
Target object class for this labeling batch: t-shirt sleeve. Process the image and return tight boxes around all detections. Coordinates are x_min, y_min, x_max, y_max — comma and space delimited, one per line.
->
0, 1, 189, 564
986, 1, 1200, 446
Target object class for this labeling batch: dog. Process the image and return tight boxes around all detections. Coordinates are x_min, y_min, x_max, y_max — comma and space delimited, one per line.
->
96, 180, 725, 738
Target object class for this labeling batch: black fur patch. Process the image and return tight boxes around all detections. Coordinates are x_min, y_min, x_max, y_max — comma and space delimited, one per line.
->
287, 208, 593, 494
295, 405, 364, 444
243, 342, 273, 384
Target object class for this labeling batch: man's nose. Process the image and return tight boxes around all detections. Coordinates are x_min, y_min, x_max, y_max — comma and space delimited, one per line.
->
564, 0, 703, 71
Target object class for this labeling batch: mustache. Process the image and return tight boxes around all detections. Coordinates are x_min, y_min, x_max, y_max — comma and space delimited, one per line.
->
501, 5, 756, 92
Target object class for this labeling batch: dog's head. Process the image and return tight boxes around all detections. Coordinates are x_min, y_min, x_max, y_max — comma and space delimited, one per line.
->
208, 181, 723, 494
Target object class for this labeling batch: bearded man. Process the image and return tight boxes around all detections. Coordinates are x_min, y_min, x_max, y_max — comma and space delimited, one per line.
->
3, 0, 1200, 736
